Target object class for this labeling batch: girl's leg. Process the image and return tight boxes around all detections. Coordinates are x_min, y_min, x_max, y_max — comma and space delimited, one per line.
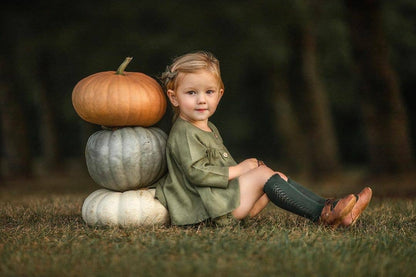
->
232, 166, 276, 219
247, 172, 287, 217
232, 165, 360, 228
287, 178, 372, 227
248, 193, 269, 218
263, 174, 326, 222
263, 174, 357, 227
232, 165, 333, 220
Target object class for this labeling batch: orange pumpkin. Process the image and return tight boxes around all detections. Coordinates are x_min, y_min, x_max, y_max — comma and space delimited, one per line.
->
72, 57, 166, 127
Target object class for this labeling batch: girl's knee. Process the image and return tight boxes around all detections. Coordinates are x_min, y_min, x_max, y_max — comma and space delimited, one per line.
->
238, 165, 281, 190
255, 166, 276, 184
276, 171, 288, 181
258, 165, 275, 175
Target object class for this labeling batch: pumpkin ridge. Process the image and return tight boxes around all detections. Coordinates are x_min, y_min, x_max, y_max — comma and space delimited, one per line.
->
82, 189, 107, 225
147, 128, 161, 181
144, 76, 166, 120
127, 76, 148, 123
129, 74, 165, 126
141, 190, 150, 224
144, 80, 159, 122
91, 73, 111, 125
142, 84, 153, 124
136, 190, 143, 223
125, 77, 135, 124
119, 76, 133, 124
145, 128, 158, 184
117, 190, 125, 226
73, 73, 99, 121
80, 76, 95, 121
112, 130, 127, 190
133, 127, 146, 185
108, 76, 123, 125
122, 127, 137, 186
86, 131, 108, 188
85, 133, 97, 184
101, 130, 113, 189
96, 191, 114, 225
125, 75, 146, 126
152, 127, 167, 179
84, 74, 99, 124
105, 131, 117, 189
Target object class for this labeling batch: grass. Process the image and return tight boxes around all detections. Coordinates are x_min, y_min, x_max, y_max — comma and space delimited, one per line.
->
1, 175, 415, 277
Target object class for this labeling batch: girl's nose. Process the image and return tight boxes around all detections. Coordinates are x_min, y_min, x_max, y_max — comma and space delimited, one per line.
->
197, 94, 206, 104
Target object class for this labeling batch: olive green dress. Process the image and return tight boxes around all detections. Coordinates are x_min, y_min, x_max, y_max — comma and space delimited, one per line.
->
155, 118, 240, 226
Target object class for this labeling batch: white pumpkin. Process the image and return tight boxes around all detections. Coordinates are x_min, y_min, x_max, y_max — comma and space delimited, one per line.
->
85, 127, 167, 191
82, 188, 169, 227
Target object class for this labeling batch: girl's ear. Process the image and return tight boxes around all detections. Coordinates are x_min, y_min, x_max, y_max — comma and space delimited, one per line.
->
167, 89, 179, 107
219, 89, 224, 100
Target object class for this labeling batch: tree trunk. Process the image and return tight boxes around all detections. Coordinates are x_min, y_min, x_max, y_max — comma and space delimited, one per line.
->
345, 0, 414, 173
35, 51, 62, 173
0, 58, 33, 179
296, 22, 341, 177
271, 72, 312, 175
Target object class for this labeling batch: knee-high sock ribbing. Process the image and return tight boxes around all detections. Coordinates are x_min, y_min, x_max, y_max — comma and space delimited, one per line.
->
287, 178, 326, 205
263, 174, 325, 222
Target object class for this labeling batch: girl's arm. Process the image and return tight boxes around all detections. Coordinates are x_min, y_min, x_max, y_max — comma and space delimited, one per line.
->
228, 158, 259, 180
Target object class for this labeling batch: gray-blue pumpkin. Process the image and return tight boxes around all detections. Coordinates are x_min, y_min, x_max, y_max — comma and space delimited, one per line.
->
85, 127, 167, 191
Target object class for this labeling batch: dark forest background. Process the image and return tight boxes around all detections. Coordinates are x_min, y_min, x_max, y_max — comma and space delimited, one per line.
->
1, 0, 415, 190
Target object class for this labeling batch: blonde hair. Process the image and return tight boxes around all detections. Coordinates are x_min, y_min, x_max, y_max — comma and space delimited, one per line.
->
161, 51, 224, 121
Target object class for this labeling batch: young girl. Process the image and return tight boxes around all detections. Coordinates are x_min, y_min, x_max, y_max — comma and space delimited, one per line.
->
155, 51, 372, 228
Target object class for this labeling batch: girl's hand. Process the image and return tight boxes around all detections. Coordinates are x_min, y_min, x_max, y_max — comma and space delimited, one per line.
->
228, 158, 262, 180
240, 158, 259, 172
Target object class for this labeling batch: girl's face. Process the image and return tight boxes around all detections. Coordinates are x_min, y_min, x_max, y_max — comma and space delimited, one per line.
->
167, 70, 224, 130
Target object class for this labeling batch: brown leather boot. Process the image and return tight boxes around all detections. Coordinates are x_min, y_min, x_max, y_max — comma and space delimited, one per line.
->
341, 187, 372, 227
318, 194, 356, 228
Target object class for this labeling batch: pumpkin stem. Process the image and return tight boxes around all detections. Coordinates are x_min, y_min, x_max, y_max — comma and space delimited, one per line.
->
116, 57, 133, 75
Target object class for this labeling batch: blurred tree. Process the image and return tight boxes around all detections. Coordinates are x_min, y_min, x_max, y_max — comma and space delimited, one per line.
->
253, 1, 341, 177
0, 58, 33, 179
0, 7, 34, 179
295, 0, 341, 176
11, 5, 63, 174
383, 0, 416, 155
271, 71, 312, 174
35, 51, 62, 171
345, 0, 414, 174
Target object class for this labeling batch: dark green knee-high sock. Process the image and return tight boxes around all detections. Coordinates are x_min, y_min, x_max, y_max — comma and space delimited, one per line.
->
263, 174, 326, 222
287, 178, 326, 205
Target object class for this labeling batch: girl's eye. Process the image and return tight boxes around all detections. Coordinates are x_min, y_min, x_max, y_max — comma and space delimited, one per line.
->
186, 91, 196, 95
206, 90, 215, 94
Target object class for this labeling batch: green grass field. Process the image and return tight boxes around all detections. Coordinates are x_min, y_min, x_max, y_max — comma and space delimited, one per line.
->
1, 175, 415, 277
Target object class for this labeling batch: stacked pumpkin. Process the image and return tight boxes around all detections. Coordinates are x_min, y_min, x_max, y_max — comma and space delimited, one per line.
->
72, 57, 170, 227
